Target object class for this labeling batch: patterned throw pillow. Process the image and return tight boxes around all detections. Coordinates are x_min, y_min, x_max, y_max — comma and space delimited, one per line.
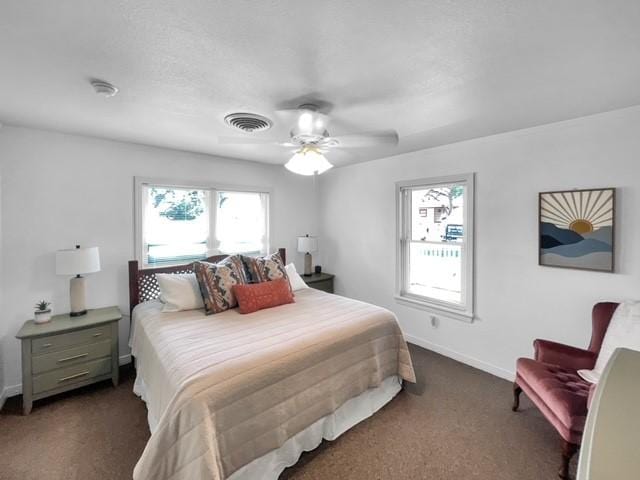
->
225, 254, 251, 284
241, 252, 290, 285
233, 278, 294, 314
193, 256, 247, 315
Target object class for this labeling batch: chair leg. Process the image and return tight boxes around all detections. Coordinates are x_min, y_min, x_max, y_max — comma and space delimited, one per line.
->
512, 384, 522, 412
559, 440, 578, 479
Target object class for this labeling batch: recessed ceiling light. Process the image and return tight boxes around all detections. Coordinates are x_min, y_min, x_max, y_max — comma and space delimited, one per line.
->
90, 79, 118, 98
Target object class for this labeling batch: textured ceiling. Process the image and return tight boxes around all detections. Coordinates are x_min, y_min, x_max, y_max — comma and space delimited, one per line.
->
2, 1, 640, 167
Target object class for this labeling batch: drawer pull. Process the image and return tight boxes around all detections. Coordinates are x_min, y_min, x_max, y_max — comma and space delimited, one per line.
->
59, 371, 90, 382
57, 353, 89, 363
42, 343, 53, 348
92, 333, 103, 337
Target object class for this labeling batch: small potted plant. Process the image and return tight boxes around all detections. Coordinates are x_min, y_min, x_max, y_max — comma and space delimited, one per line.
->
34, 300, 52, 324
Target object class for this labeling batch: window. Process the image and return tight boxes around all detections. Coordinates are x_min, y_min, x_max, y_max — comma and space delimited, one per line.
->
215, 191, 268, 255
396, 174, 474, 321
136, 179, 269, 267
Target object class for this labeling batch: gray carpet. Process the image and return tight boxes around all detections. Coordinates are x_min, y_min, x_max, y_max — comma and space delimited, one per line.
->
0, 344, 576, 479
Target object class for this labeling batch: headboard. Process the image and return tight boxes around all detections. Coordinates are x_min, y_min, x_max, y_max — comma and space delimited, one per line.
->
128, 248, 286, 315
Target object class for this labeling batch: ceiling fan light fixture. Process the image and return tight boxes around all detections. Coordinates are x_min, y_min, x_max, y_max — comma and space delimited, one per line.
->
298, 112, 313, 132
285, 146, 333, 176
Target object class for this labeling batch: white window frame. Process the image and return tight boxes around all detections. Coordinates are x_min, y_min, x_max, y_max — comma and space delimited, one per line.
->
134, 177, 271, 267
395, 173, 475, 322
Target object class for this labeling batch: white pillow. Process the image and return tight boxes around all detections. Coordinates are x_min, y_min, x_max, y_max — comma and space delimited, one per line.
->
156, 273, 204, 312
285, 263, 309, 292
578, 301, 640, 383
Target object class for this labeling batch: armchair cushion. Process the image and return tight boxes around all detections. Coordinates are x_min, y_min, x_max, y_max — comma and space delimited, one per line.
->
534, 339, 598, 370
516, 358, 591, 444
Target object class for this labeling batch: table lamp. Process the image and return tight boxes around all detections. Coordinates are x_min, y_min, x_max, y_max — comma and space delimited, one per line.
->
297, 235, 318, 276
55, 245, 101, 316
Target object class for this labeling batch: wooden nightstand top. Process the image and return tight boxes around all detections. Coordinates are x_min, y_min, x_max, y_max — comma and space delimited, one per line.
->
302, 272, 334, 284
16, 306, 122, 339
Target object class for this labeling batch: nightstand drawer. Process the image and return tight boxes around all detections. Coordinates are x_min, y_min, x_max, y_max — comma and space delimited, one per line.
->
32, 325, 111, 354
310, 279, 333, 293
32, 357, 112, 395
32, 339, 112, 375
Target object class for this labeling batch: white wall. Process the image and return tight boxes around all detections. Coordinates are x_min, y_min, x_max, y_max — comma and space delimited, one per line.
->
0, 162, 4, 406
319, 106, 640, 380
0, 126, 318, 392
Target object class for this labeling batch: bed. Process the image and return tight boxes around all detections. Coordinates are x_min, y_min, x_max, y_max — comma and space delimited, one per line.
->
128, 249, 415, 480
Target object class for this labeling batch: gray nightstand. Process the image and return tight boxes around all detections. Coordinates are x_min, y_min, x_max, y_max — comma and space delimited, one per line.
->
303, 272, 335, 293
15, 306, 121, 415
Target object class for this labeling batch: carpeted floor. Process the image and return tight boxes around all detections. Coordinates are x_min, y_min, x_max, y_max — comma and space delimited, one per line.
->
0, 344, 576, 480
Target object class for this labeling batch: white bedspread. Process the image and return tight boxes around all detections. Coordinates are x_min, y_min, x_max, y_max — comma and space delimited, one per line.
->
131, 288, 415, 480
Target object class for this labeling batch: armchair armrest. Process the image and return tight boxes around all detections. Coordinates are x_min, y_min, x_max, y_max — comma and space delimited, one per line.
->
534, 339, 597, 370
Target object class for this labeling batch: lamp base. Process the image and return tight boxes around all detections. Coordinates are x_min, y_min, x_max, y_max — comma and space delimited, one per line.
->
70, 275, 87, 317
303, 252, 313, 276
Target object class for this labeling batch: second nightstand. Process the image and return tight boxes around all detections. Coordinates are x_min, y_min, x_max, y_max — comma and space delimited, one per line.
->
302, 272, 335, 293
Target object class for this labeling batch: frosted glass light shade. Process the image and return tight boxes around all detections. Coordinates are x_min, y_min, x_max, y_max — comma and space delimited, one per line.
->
56, 246, 101, 275
285, 148, 333, 176
297, 236, 318, 253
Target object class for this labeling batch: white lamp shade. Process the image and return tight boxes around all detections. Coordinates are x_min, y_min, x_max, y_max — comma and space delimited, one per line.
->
56, 246, 101, 275
297, 236, 318, 253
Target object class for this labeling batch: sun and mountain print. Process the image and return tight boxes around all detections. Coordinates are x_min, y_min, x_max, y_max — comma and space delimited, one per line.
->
539, 188, 614, 272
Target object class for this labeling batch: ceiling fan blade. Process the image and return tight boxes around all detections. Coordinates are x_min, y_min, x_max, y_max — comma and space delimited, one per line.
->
330, 130, 399, 148
217, 136, 279, 145
323, 148, 357, 163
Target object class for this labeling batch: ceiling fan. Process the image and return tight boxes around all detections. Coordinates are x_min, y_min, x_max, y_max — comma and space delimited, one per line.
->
219, 104, 399, 176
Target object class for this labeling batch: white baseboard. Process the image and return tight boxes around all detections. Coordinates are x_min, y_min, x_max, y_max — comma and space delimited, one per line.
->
1, 383, 22, 409
405, 334, 515, 382
119, 354, 132, 366
0, 354, 133, 404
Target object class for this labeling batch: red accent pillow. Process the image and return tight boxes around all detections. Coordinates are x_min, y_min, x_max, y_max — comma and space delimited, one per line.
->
232, 278, 294, 314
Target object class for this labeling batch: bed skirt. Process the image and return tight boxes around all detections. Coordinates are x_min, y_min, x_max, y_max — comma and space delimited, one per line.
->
134, 374, 402, 480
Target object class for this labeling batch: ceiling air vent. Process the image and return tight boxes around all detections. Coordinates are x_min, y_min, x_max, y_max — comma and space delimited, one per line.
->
224, 113, 272, 133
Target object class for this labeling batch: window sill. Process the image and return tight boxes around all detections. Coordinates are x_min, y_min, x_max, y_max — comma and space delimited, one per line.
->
394, 295, 474, 323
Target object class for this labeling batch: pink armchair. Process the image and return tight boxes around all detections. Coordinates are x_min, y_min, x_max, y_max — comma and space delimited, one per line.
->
512, 302, 618, 479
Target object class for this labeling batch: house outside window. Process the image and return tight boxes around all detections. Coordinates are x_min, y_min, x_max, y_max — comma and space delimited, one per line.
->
433, 207, 445, 223
396, 173, 475, 321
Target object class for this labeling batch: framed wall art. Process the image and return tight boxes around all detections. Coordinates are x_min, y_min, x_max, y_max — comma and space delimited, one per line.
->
539, 188, 615, 272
